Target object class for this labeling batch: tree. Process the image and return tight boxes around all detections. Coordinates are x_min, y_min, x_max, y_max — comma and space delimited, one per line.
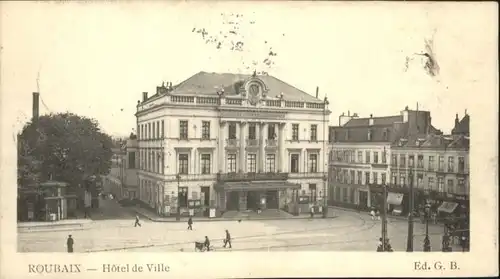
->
17, 112, 114, 188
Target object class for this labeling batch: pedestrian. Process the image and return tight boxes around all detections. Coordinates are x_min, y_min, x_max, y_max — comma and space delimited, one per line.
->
187, 216, 193, 230
67, 235, 74, 253
370, 209, 376, 220
385, 238, 393, 252
376, 237, 383, 252
134, 215, 141, 227
223, 229, 232, 248
204, 236, 211, 251
310, 205, 315, 219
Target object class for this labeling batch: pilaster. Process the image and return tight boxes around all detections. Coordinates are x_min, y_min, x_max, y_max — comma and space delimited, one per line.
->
239, 121, 247, 172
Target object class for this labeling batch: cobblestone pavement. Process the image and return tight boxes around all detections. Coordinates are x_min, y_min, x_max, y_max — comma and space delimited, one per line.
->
18, 207, 459, 252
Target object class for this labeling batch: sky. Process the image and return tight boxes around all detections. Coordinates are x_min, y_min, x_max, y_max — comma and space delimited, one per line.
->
1, 1, 497, 137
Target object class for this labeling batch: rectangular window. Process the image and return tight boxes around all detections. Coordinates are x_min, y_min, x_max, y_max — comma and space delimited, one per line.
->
447, 179, 454, 193
227, 154, 237, 173
152, 122, 156, 139
200, 154, 211, 174
266, 154, 276, 172
365, 171, 370, 185
178, 154, 189, 174
161, 120, 164, 138
448, 156, 455, 172
458, 157, 465, 173
381, 173, 386, 185
160, 150, 164, 174
365, 151, 370, 164
247, 154, 257, 173
128, 152, 136, 169
310, 125, 317, 141
358, 151, 363, 163
179, 187, 188, 207
428, 177, 435, 190
409, 155, 414, 168
292, 124, 299, 141
373, 152, 379, 164
399, 173, 406, 186
399, 154, 406, 168
202, 121, 210, 139
342, 169, 348, 184
438, 156, 444, 171
350, 151, 355, 163
248, 123, 256, 140
391, 172, 397, 185
156, 121, 160, 138
417, 155, 424, 168
290, 154, 299, 173
357, 171, 362, 185
438, 177, 444, 192
228, 123, 237, 139
417, 173, 423, 186
428, 156, 435, 171
179, 120, 188, 139
381, 151, 386, 164
373, 172, 378, 184
391, 154, 397, 167
148, 123, 151, 139
268, 124, 276, 139
350, 170, 355, 184
457, 178, 466, 194
308, 154, 318, 172
309, 184, 317, 202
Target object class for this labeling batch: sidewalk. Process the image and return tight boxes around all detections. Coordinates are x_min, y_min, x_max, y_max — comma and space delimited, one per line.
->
134, 207, 338, 222
17, 219, 93, 232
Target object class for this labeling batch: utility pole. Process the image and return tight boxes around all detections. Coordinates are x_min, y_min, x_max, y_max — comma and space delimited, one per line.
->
407, 159, 415, 251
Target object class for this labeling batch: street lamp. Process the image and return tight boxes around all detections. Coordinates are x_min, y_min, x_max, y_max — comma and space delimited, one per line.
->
423, 201, 431, 252
175, 174, 181, 221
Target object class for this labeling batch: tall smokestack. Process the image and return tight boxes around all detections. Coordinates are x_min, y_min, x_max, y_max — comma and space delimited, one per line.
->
315, 86, 319, 98
32, 92, 40, 122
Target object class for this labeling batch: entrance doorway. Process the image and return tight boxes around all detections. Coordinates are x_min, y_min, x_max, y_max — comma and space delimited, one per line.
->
246, 191, 260, 210
266, 190, 278, 209
227, 191, 239, 211
359, 191, 368, 210
201, 187, 210, 206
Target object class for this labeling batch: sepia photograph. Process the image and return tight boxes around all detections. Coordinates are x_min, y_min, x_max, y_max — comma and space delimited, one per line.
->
1, 1, 497, 278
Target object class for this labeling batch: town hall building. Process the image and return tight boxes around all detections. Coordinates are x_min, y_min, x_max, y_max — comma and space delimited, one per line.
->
135, 71, 330, 217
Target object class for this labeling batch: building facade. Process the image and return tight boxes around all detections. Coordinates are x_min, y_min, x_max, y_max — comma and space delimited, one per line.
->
328, 106, 441, 212
103, 135, 139, 200
136, 71, 330, 217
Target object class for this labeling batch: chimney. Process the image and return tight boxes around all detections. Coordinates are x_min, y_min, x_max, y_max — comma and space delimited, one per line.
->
32, 92, 39, 122
348, 110, 350, 116
142, 92, 148, 102
315, 86, 319, 98
465, 109, 468, 116
369, 114, 374, 126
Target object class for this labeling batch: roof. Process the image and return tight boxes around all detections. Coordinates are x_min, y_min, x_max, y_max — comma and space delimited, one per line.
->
452, 114, 470, 135
344, 116, 402, 127
392, 134, 469, 150
169, 71, 321, 102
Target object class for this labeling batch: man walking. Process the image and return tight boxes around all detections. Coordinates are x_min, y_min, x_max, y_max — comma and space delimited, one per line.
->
223, 229, 232, 248
67, 235, 74, 253
187, 216, 193, 230
134, 215, 142, 227
204, 236, 211, 251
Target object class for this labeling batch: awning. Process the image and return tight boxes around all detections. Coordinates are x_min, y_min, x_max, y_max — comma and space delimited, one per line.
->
387, 192, 404, 206
438, 202, 459, 213
214, 181, 301, 191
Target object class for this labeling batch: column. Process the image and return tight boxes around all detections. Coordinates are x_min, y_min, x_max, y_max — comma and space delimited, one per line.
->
302, 148, 307, 173
278, 122, 286, 172
191, 148, 196, 175
259, 122, 266, 172
218, 121, 226, 172
239, 121, 246, 172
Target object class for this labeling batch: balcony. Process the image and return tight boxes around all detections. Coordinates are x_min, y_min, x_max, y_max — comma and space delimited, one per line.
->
225, 139, 239, 149
266, 139, 277, 147
217, 172, 289, 182
288, 172, 325, 179
371, 163, 388, 169
246, 139, 260, 147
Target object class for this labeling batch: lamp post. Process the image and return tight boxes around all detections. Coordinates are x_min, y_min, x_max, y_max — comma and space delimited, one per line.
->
176, 174, 181, 221
381, 184, 388, 251
423, 201, 431, 252
406, 167, 415, 252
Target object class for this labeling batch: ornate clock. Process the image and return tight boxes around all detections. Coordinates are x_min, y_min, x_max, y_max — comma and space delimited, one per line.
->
248, 83, 260, 105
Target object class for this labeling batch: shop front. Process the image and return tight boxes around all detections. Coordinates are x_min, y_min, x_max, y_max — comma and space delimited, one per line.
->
215, 181, 301, 213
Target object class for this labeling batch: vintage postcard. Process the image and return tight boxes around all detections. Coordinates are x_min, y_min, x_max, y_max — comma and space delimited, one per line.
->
1, 1, 498, 278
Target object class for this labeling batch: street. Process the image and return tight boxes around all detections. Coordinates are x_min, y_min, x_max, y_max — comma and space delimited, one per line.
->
18, 199, 457, 253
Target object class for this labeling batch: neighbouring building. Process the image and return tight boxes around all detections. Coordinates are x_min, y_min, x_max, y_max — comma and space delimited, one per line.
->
135, 71, 330, 217
328, 106, 441, 212
103, 134, 139, 200
390, 112, 470, 218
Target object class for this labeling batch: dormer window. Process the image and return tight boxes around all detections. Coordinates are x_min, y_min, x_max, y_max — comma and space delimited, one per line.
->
383, 129, 388, 141
367, 129, 373, 141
